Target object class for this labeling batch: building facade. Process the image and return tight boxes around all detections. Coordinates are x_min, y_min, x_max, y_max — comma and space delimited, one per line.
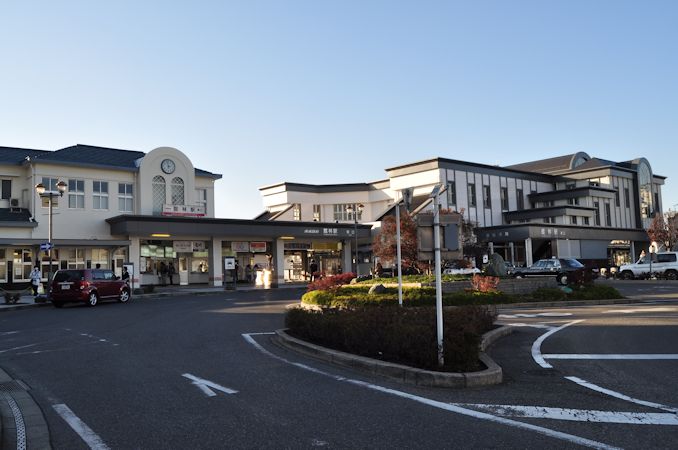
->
1, 144, 369, 288
258, 152, 665, 269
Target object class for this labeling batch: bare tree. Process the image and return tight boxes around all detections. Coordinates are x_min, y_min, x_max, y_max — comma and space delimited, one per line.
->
646, 212, 678, 251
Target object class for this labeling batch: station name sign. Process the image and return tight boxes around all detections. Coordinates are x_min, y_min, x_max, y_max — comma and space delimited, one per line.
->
303, 227, 354, 237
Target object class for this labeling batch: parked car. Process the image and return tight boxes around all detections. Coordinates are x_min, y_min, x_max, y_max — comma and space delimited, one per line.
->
513, 258, 588, 285
50, 269, 131, 308
618, 252, 678, 280
504, 262, 516, 276
443, 266, 481, 275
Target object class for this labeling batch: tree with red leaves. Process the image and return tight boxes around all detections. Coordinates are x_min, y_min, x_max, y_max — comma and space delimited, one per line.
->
647, 212, 678, 251
372, 209, 418, 268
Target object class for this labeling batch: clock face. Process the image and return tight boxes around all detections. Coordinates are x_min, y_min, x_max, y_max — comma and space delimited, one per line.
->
161, 159, 175, 174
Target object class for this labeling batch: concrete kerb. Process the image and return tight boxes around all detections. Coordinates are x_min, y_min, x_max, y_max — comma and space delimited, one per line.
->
0, 367, 51, 450
272, 326, 513, 388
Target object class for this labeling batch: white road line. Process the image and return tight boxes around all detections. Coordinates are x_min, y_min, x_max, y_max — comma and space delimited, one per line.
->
498, 313, 572, 319
531, 320, 585, 369
611, 307, 678, 313
242, 333, 619, 450
0, 331, 19, 335
52, 403, 111, 450
565, 377, 678, 414
0, 343, 38, 354
182, 373, 238, 396
545, 354, 678, 360
453, 403, 678, 425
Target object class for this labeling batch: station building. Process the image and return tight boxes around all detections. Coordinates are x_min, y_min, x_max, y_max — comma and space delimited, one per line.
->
0, 144, 368, 288
258, 152, 665, 269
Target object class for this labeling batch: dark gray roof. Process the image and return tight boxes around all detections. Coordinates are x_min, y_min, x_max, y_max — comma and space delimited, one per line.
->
0, 147, 49, 164
506, 154, 579, 174
253, 210, 274, 221
2, 144, 221, 179
0, 208, 36, 228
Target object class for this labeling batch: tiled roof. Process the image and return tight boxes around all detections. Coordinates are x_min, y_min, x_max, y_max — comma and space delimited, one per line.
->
0, 147, 49, 164
0, 208, 33, 223
505, 154, 578, 174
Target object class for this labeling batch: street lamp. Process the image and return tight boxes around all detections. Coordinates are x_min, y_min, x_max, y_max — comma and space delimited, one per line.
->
35, 180, 67, 295
345, 203, 363, 275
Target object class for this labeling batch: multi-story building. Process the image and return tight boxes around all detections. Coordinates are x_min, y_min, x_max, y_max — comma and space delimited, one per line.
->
259, 152, 665, 269
1, 144, 367, 288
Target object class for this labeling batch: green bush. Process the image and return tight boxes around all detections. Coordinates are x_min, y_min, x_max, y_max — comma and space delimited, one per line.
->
567, 284, 622, 300
285, 305, 496, 372
529, 288, 568, 301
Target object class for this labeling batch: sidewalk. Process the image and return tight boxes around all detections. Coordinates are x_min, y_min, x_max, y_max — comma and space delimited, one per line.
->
0, 282, 307, 312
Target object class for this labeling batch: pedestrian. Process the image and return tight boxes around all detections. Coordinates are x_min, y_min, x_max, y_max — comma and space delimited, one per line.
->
168, 262, 176, 285
95, 263, 101, 269
245, 264, 252, 283
29, 265, 41, 296
121, 267, 130, 285
309, 259, 318, 281
159, 261, 167, 285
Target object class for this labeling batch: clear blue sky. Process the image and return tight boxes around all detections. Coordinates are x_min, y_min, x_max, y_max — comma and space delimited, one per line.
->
2, 1, 676, 218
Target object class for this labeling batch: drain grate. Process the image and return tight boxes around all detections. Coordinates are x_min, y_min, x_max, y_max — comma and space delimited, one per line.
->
0, 380, 25, 393
1, 391, 27, 450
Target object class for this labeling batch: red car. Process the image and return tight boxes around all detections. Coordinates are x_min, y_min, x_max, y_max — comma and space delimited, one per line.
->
50, 269, 131, 308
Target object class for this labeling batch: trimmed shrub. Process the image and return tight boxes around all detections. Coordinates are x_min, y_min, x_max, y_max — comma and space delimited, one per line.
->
285, 305, 496, 372
568, 284, 622, 300
307, 273, 356, 292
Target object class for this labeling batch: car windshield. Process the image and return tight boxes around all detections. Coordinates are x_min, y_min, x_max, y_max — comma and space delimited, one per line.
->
53, 270, 84, 282
560, 259, 584, 268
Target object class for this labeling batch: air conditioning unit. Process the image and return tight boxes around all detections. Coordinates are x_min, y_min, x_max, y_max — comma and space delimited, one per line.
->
10, 198, 21, 212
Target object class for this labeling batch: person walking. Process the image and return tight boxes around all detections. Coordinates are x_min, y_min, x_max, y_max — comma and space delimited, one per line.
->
121, 267, 130, 285
309, 259, 318, 281
168, 262, 176, 285
30, 265, 42, 296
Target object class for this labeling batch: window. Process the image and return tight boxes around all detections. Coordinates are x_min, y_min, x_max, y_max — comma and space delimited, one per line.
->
566, 182, 576, 190
152, 176, 166, 214
654, 192, 660, 214
68, 179, 85, 209
615, 189, 620, 207
584, 217, 590, 225
13, 248, 33, 281
41, 177, 60, 207
171, 177, 184, 205
333, 204, 362, 221
93, 181, 109, 210
195, 188, 207, 215
293, 203, 301, 221
594, 201, 601, 226
0, 249, 6, 282
500, 187, 508, 210
118, 183, 134, 213
1, 179, 10, 200
65, 248, 85, 269
543, 217, 555, 224
605, 202, 612, 226
313, 204, 321, 221
624, 187, 630, 207
467, 183, 476, 207
657, 253, 677, 263
447, 182, 457, 207
483, 185, 491, 208
571, 216, 577, 225
568, 197, 579, 205
91, 249, 109, 269
516, 188, 524, 210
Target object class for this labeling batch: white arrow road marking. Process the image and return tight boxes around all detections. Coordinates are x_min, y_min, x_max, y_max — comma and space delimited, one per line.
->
531, 320, 585, 368
545, 354, 678, 360
53, 404, 111, 450
243, 333, 619, 450
452, 404, 678, 425
0, 343, 38, 354
503, 322, 554, 330
182, 373, 238, 397
565, 377, 678, 414
498, 313, 573, 319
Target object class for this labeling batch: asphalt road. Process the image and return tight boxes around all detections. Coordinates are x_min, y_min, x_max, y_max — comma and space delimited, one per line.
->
1, 285, 677, 449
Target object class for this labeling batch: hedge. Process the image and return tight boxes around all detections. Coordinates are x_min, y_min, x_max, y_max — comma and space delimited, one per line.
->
285, 305, 496, 372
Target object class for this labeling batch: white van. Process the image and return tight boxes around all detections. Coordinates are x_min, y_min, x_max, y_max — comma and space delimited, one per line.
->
618, 252, 678, 280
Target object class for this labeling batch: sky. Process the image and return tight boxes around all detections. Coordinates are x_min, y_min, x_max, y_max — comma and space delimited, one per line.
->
1, 1, 677, 219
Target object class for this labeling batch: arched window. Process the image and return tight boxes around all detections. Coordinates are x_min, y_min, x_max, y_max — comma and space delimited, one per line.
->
171, 177, 184, 206
638, 162, 653, 222
152, 175, 166, 215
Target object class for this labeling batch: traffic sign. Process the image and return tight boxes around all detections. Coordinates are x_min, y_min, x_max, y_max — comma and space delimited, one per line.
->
40, 242, 53, 251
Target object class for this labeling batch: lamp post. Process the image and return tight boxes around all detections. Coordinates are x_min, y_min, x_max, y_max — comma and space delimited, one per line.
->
35, 181, 67, 296
430, 184, 445, 367
345, 203, 363, 275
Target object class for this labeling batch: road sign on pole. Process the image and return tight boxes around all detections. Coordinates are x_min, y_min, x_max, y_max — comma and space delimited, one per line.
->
40, 242, 53, 251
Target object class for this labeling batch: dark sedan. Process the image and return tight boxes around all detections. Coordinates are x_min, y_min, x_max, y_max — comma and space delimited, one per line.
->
513, 258, 587, 285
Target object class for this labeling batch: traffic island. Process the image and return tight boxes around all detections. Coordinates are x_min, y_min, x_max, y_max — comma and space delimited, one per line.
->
272, 326, 513, 388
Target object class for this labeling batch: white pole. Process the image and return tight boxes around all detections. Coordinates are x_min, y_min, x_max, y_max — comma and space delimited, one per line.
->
396, 194, 403, 307
433, 190, 444, 367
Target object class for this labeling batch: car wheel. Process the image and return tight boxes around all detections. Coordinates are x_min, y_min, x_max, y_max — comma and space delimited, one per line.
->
87, 292, 99, 307
557, 273, 568, 285
514, 273, 524, 279
621, 271, 634, 280
52, 301, 64, 308
118, 288, 130, 303
665, 270, 678, 281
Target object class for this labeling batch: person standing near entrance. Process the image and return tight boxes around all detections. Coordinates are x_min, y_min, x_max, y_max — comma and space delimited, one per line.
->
30, 265, 42, 296
245, 264, 252, 283
309, 259, 318, 281
168, 262, 176, 285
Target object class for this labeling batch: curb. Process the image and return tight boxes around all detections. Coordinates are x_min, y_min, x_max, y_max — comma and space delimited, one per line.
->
272, 326, 513, 388
0, 368, 51, 450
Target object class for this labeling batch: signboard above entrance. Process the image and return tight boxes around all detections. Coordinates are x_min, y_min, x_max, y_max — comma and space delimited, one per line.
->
231, 242, 250, 252
162, 204, 206, 217
173, 241, 206, 252
250, 242, 267, 253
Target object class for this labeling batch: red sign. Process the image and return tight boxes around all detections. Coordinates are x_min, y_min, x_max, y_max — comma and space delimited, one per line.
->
250, 242, 267, 253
